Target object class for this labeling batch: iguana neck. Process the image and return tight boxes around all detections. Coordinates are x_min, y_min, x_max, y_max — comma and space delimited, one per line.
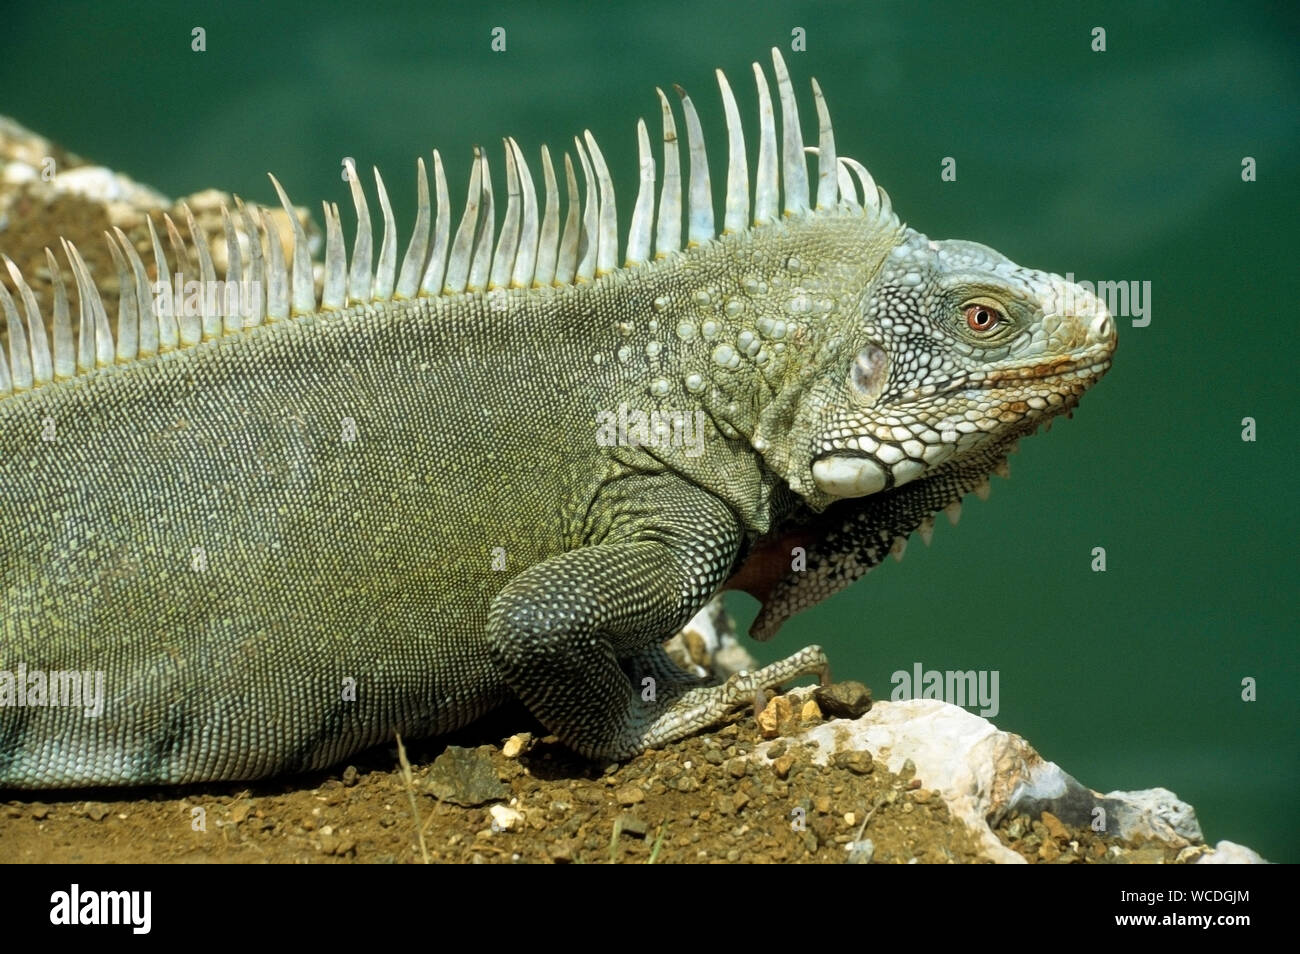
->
595, 213, 902, 493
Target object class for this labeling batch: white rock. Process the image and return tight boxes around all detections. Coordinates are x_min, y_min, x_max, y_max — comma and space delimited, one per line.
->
1194, 841, 1269, 864
52, 165, 169, 208
1102, 787, 1202, 844
488, 804, 524, 832
2, 163, 37, 185
750, 699, 1268, 864
665, 595, 756, 678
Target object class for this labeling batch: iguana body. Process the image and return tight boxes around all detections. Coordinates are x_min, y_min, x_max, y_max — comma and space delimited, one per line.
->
0, 51, 1114, 787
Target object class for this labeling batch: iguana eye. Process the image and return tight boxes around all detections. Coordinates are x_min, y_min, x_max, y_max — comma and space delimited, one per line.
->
964, 303, 1003, 333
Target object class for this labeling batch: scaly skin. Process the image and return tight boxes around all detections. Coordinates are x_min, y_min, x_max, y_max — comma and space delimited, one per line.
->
0, 56, 1114, 787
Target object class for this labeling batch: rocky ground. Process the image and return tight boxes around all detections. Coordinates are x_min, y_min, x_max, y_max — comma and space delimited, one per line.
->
0, 690, 1212, 865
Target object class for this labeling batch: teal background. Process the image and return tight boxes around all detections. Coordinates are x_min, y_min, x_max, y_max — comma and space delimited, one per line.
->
2, 1, 1294, 860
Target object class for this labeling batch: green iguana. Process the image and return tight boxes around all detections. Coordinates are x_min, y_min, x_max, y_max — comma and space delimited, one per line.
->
0, 50, 1114, 787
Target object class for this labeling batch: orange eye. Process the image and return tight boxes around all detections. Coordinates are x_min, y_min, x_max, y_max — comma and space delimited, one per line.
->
964, 303, 1003, 332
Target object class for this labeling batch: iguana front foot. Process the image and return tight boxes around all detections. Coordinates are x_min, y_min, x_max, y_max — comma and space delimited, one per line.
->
634, 644, 830, 750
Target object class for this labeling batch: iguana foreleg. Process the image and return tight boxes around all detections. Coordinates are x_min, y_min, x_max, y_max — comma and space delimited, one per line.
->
486, 479, 822, 757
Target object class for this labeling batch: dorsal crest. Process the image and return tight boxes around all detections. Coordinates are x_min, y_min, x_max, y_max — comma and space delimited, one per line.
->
0, 49, 898, 402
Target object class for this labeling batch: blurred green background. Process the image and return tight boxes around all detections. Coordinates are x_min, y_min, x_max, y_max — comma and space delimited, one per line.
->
2, 0, 1294, 860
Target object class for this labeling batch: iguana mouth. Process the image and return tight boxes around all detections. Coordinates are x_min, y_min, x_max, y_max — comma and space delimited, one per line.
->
982, 354, 1114, 385
921, 354, 1114, 400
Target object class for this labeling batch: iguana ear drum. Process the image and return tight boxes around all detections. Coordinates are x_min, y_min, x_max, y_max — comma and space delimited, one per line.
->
850, 343, 888, 405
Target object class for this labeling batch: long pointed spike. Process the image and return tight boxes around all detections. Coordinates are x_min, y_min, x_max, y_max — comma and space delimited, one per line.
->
0, 280, 31, 390
344, 159, 372, 304
4, 256, 52, 384
444, 147, 482, 294
555, 152, 581, 285
236, 198, 265, 327
836, 159, 859, 207
876, 184, 894, 220
163, 213, 192, 287
511, 139, 539, 288
490, 139, 521, 290
418, 151, 451, 297
839, 157, 880, 214
159, 217, 189, 348
259, 208, 288, 321
45, 248, 76, 376
945, 500, 963, 526
218, 200, 252, 329
269, 173, 317, 315
321, 201, 346, 310
534, 146, 560, 286
364, 168, 394, 301
771, 48, 808, 214
112, 227, 159, 357
104, 231, 138, 362
584, 130, 617, 275
65, 240, 114, 367
752, 62, 778, 224
467, 149, 495, 292
574, 137, 598, 281
811, 78, 838, 210
63, 239, 93, 371
396, 157, 430, 299
654, 88, 681, 256
676, 87, 712, 245
716, 69, 749, 233
182, 203, 221, 339
145, 213, 169, 290
626, 119, 655, 266
219, 205, 243, 334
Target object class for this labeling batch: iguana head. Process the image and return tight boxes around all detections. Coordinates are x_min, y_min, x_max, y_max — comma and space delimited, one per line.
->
792, 230, 1116, 508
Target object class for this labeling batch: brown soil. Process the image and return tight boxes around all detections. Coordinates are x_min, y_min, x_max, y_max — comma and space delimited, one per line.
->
0, 701, 1185, 864
0, 190, 119, 345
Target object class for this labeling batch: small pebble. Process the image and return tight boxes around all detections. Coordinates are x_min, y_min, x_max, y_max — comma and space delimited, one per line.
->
502, 734, 529, 759
615, 785, 645, 806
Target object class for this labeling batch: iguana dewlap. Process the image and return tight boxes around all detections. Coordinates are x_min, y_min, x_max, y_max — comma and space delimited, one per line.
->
0, 50, 1114, 787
